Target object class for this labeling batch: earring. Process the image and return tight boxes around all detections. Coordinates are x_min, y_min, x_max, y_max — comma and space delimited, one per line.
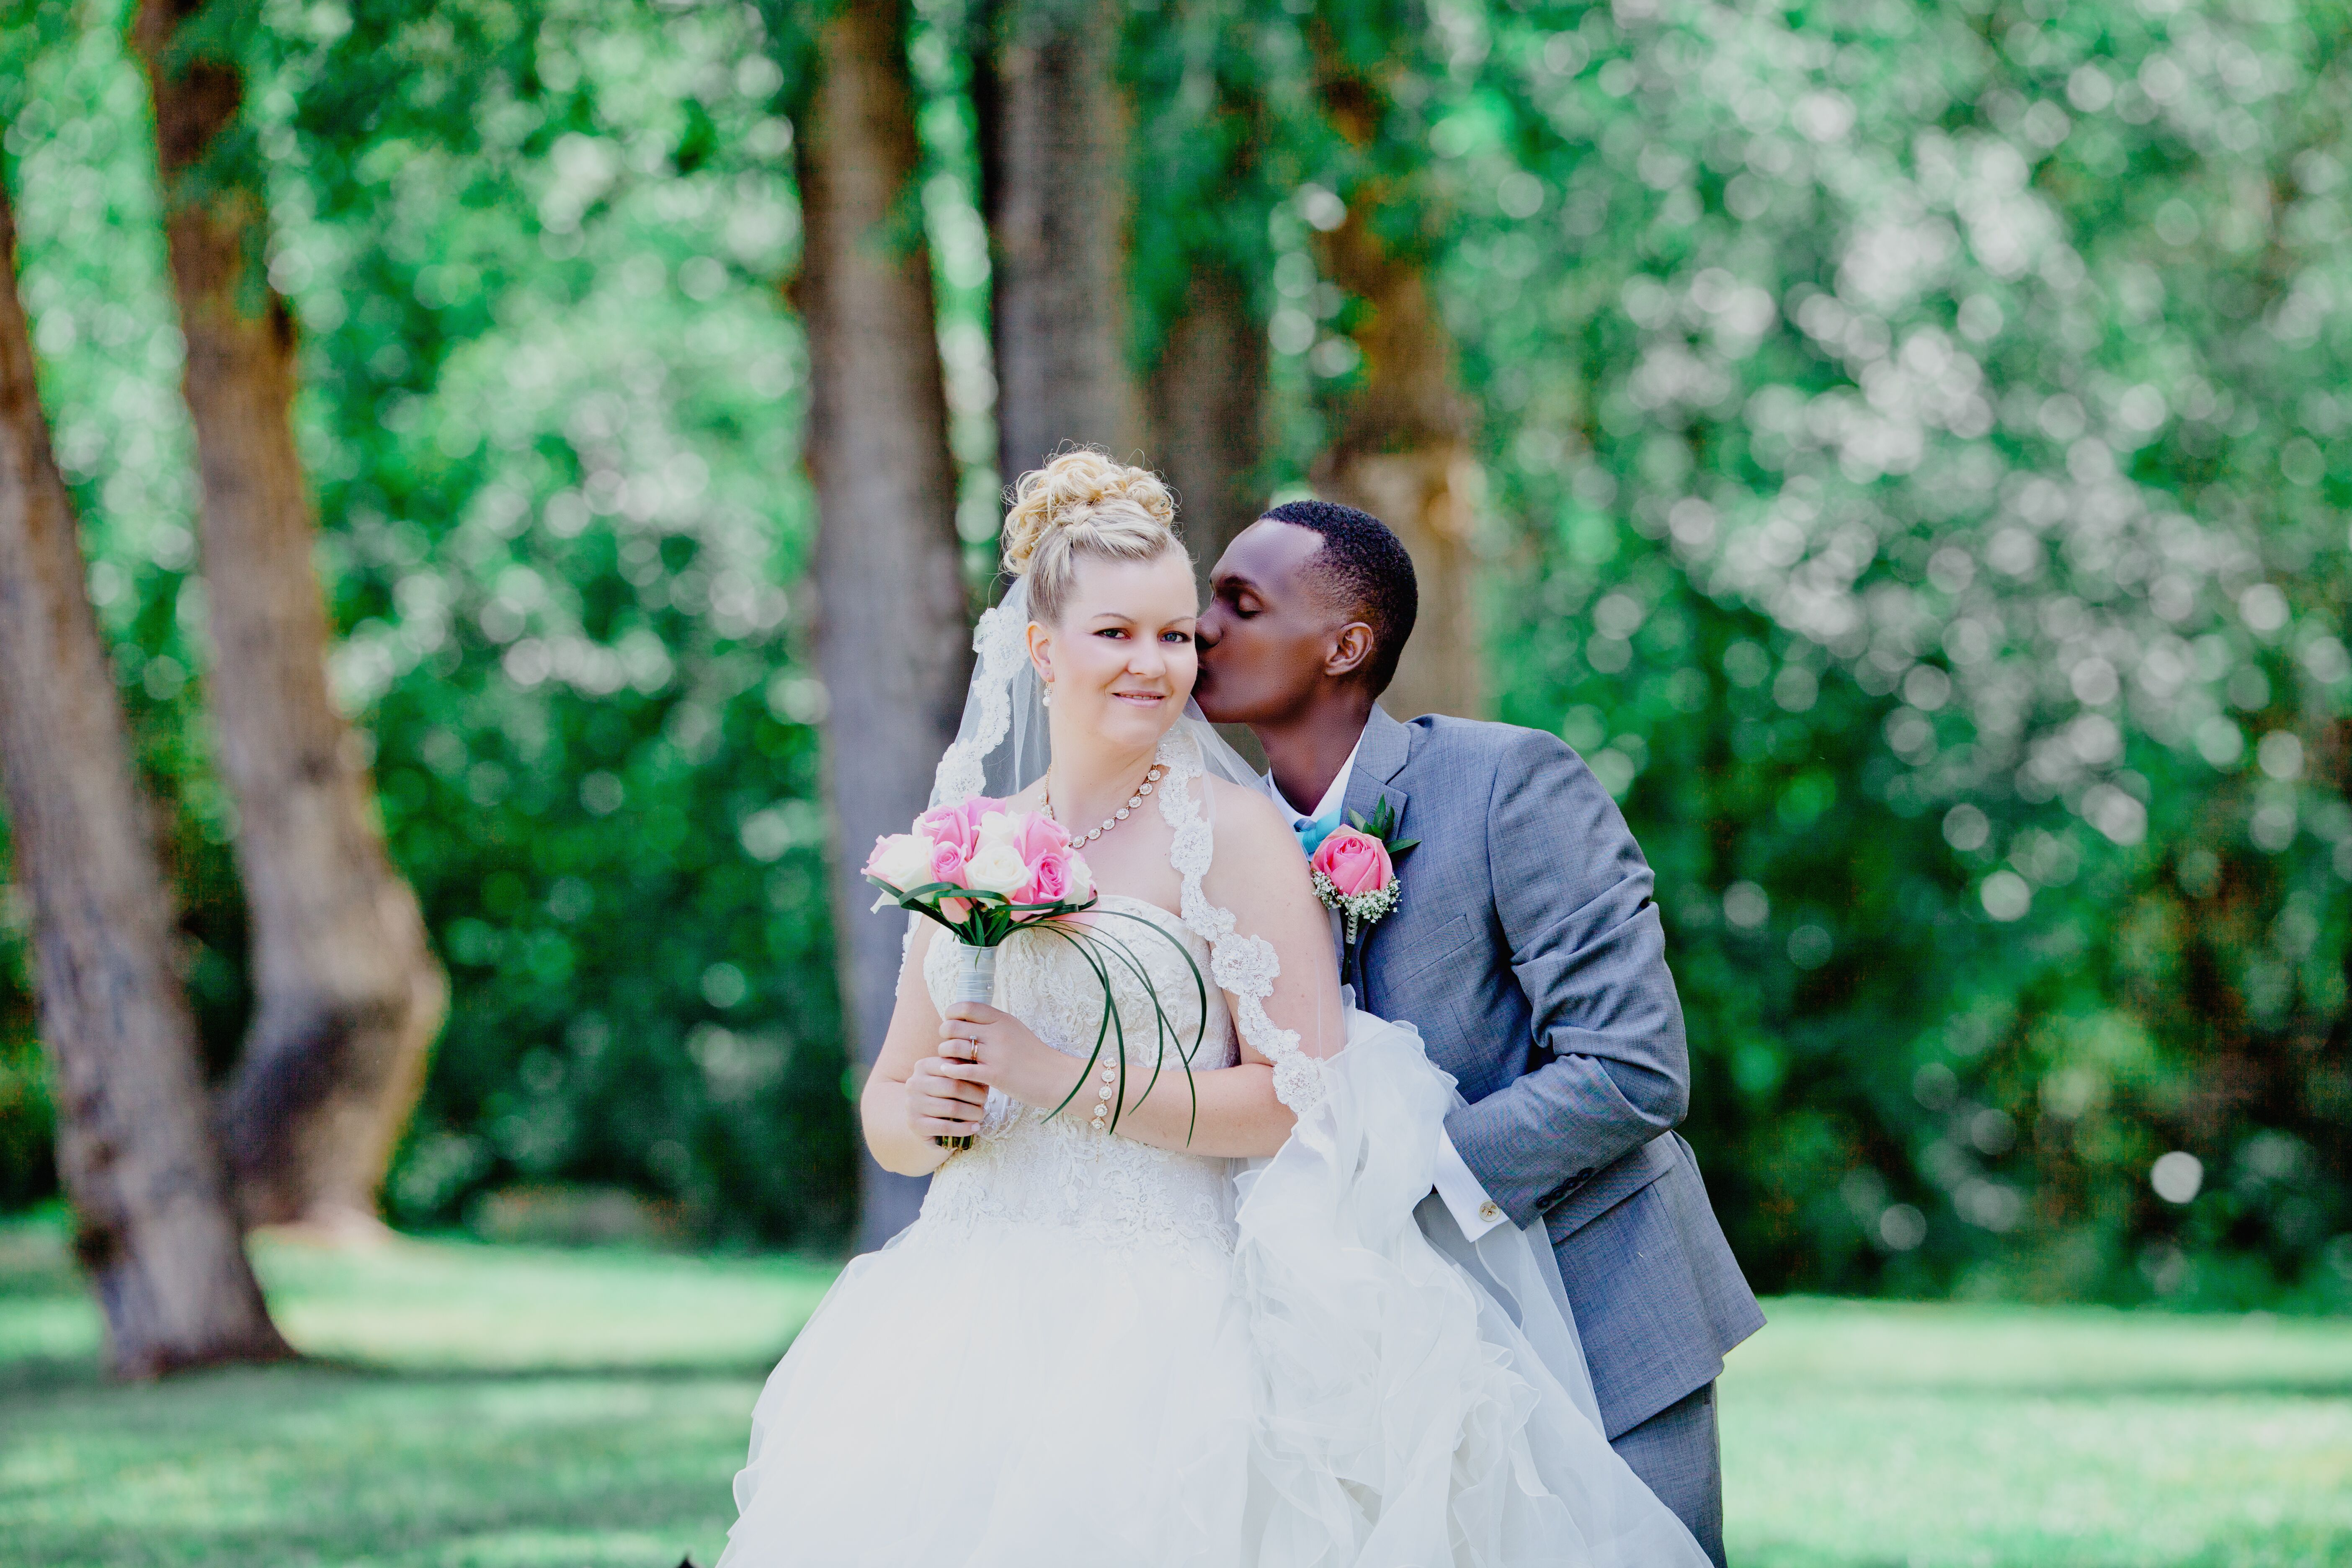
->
1041, 681, 1053, 708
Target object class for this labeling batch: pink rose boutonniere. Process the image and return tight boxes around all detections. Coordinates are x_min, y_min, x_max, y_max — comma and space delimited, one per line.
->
1308, 798, 1418, 944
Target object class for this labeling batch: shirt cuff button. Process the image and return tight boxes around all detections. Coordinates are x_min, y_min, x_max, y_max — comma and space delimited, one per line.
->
1478, 1200, 1503, 1223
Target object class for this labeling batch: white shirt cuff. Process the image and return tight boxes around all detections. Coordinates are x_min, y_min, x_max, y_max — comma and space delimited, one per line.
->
1435, 1128, 1508, 1240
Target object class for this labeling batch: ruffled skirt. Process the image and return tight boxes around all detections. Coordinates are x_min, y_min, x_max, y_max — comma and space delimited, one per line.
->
720, 1011, 1707, 1568
1234, 1011, 1710, 1567
720, 1216, 1251, 1566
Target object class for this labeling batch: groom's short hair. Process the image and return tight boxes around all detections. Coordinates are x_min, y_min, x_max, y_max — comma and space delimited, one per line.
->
1261, 499, 1418, 695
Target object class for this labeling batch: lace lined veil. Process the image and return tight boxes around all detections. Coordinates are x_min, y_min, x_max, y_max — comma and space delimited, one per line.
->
927, 578, 1261, 810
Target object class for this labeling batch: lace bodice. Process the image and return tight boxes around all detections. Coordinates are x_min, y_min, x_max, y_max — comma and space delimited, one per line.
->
913, 732, 1325, 1262
920, 891, 1240, 1257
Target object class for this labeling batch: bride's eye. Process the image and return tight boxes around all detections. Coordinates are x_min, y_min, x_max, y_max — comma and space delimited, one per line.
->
1163, 630, 1193, 645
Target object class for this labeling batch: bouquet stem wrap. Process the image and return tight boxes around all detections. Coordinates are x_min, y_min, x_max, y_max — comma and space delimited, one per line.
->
938, 941, 998, 1150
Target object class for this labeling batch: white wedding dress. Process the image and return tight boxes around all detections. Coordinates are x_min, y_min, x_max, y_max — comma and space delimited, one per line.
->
718, 731, 1708, 1568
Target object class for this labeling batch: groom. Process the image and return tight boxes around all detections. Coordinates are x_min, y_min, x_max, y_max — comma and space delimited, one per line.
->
1193, 500, 1763, 1566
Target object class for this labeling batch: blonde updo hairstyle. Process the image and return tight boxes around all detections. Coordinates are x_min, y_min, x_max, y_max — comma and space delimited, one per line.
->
1001, 449, 1184, 625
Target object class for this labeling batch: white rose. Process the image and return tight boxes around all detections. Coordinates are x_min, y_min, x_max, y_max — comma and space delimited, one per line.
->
977, 810, 1021, 850
1062, 848, 1095, 901
867, 833, 934, 890
964, 841, 1029, 895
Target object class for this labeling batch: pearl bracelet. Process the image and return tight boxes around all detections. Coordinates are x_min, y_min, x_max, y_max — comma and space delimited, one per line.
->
1091, 1062, 1118, 1133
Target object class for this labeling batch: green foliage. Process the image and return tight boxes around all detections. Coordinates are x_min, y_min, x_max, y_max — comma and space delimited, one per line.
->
1120, 0, 2352, 1305
5, 0, 2350, 1306
1122, 0, 1288, 363
274, 0, 857, 1244
1426, 0, 2352, 1304
2, 0, 856, 1244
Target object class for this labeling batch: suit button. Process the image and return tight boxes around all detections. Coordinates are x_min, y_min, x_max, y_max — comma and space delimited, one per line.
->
1478, 1200, 1503, 1224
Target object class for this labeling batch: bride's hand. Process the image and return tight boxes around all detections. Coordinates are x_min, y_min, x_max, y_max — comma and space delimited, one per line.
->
937, 1003, 1081, 1114
905, 1051, 989, 1141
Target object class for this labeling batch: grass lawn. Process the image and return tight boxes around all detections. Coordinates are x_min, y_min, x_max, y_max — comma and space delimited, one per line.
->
4, 1214, 2348, 1567
1723, 1298, 2352, 1568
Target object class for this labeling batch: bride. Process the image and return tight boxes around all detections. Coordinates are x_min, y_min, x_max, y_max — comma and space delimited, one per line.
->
719, 452, 1707, 1567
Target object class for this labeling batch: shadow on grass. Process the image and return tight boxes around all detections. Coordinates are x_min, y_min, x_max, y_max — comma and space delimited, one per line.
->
1738, 1539, 2351, 1568
18, 1496, 725, 1568
1743, 1372, 2352, 1400
0, 1354, 102, 1398
294, 1351, 793, 1382
0, 1346, 796, 1400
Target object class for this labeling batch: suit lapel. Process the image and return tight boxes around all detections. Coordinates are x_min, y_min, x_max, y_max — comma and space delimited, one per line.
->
1341, 707, 1412, 985
1345, 700, 1411, 823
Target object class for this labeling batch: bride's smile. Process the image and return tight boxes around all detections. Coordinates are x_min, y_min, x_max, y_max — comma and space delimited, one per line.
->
1024, 549, 1199, 763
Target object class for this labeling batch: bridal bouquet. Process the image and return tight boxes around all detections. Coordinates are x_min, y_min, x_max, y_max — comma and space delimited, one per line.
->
864, 797, 1098, 940
866, 798, 1208, 1148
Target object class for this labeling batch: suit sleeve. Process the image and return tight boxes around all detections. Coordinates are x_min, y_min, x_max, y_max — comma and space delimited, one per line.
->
1441, 729, 1689, 1230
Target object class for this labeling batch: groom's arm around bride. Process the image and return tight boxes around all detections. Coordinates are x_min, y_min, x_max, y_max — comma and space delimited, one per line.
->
1369, 708, 1763, 1560
1196, 502, 1763, 1568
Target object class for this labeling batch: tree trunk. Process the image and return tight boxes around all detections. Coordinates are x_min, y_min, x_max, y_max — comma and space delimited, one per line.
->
1149, 263, 1264, 592
1308, 30, 1483, 721
0, 174, 289, 1378
792, 0, 972, 1249
135, 0, 446, 1235
983, 0, 1139, 482
1312, 214, 1482, 721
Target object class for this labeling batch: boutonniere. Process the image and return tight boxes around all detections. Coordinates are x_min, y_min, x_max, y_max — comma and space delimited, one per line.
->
1308, 798, 1418, 944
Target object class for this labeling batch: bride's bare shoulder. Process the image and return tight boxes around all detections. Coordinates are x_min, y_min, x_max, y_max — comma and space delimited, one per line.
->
1197, 776, 1306, 864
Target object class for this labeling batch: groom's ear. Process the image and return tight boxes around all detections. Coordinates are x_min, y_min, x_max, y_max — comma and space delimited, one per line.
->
1324, 622, 1377, 681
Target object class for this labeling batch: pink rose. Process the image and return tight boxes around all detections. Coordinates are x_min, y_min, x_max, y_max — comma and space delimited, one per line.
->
916, 797, 1002, 859
1015, 846, 1076, 906
927, 836, 971, 888
1310, 826, 1393, 898
1012, 810, 1072, 866
928, 834, 975, 923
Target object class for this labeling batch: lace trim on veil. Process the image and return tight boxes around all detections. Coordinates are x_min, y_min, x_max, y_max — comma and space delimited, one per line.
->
1156, 730, 1326, 1114
929, 596, 1031, 809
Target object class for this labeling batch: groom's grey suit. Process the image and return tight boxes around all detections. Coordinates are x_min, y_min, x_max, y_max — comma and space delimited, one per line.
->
1341, 705, 1762, 1565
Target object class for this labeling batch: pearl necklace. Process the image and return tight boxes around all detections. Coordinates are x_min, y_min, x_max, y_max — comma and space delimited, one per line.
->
1044, 761, 1165, 847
